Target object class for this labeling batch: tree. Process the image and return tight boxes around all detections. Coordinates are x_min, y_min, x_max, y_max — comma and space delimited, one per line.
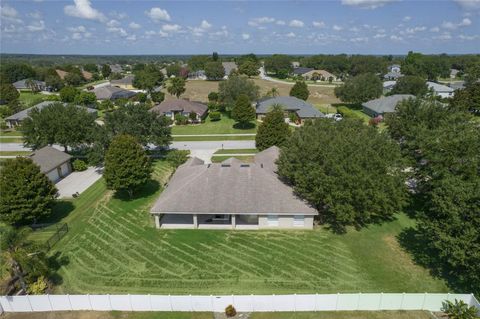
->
391, 75, 429, 96
0, 157, 58, 226
0, 63, 36, 83
204, 61, 225, 80
133, 64, 164, 93
25, 79, 42, 93
150, 91, 165, 103
334, 73, 382, 104
105, 103, 172, 147
277, 119, 406, 232
212, 52, 219, 61
464, 63, 480, 87
289, 81, 309, 100
166, 64, 182, 77
255, 105, 291, 151
188, 55, 210, 71
167, 77, 186, 98
22, 102, 97, 151
208, 92, 219, 102
59, 86, 79, 103
0, 82, 20, 104
238, 61, 260, 77
104, 134, 152, 197
101, 64, 112, 78
99, 99, 114, 111
441, 300, 478, 319
449, 82, 480, 114
73, 91, 97, 107
83, 63, 99, 73
45, 74, 63, 91
218, 75, 260, 110
231, 94, 255, 128
264, 55, 292, 78
266, 87, 280, 98
64, 72, 83, 86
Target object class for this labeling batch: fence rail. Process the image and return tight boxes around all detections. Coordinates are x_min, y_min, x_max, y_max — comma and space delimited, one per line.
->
0, 293, 479, 314
45, 223, 68, 250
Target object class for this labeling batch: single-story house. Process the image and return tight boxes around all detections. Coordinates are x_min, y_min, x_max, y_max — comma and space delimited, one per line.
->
56, 69, 91, 81
91, 85, 137, 100
30, 146, 72, 183
12, 79, 46, 91
427, 81, 455, 98
449, 81, 465, 91
450, 69, 459, 79
110, 75, 135, 90
109, 64, 123, 73
256, 96, 324, 123
389, 64, 401, 73
150, 99, 208, 122
383, 80, 397, 93
222, 62, 238, 78
384, 71, 403, 80
188, 70, 207, 80
362, 94, 414, 117
151, 146, 318, 230
4, 101, 97, 128
293, 67, 314, 76
291, 61, 300, 68
301, 70, 338, 82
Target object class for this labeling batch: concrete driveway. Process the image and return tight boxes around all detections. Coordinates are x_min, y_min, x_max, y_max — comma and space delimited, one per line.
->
56, 166, 103, 199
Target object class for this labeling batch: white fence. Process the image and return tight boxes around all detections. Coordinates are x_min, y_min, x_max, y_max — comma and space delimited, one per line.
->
1, 293, 479, 314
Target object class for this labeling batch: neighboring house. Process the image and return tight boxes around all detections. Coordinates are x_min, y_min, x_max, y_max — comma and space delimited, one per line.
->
109, 64, 123, 73
56, 69, 92, 81
12, 79, 46, 92
150, 99, 208, 122
30, 146, 72, 183
110, 75, 135, 90
222, 62, 238, 78
256, 96, 324, 123
427, 81, 455, 98
389, 64, 401, 73
449, 81, 465, 91
92, 85, 137, 100
450, 68, 459, 79
383, 80, 397, 93
81, 70, 93, 81
150, 146, 318, 230
384, 71, 403, 80
293, 67, 314, 76
291, 61, 300, 68
188, 70, 206, 80
55, 69, 68, 80
302, 70, 338, 82
362, 94, 415, 117
4, 101, 97, 128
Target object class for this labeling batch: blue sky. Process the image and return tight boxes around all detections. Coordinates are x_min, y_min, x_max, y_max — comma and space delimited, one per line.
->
1, 0, 479, 55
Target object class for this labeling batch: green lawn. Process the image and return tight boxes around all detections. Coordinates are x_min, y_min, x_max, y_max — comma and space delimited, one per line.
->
0, 137, 24, 143
18, 91, 51, 107
171, 114, 257, 135
213, 148, 258, 154
47, 159, 448, 295
173, 135, 256, 141
211, 155, 255, 163
0, 151, 31, 156
0, 130, 23, 137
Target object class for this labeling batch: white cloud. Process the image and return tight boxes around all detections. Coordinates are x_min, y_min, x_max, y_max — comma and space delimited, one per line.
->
158, 30, 168, 37
442, 18, 472, 29
289, 19, 304, 27
110, 11, 127, 20
430, 26, 440, 32
403, 16, 411, 21
276, 20, 286, 25
373, 33, 387, 38
27, 20, 45, 32
145, 7, 171, 22
349, 26, 360, 32
64, 0, 106, 22
106, 19, 120, 27
454, 0, 480, 11
126, 34, 136, 41
285, 32, 296, 38
72, 32, 82, 40
145, 30, 156, 36
242, 33, 250, 40
434, 32, 452, 40
341, 0, 396, 9
129, 22, 141, 29
312, 21, 326, 28
390, 34, 403, 41
191, 20, 212, 36
404, 26, 426, 34
200, 20, 212, 29
28, 11, 42, 19
107, 27, 127, 37
209, 26, 228, 37
248, 16, 275, 27
68, 25, 86, 33
332, 25, 343, 31
350, 36, 368, 42
1, 4, 23, 23
162, 24, 181, 32
459, 34, 479, 40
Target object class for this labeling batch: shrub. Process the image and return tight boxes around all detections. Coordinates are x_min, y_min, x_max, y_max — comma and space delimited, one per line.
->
225, 305, 237, 317
150, 91, 165, 103
208, 91, 219, 102
166, 150, 190, 168
209, 111, 221, 121
208, 102, 218, 111
441, 300, 478, 319
28, 276, 48, 294
174, 113, 188, 125
336, 106, 364, 120
288, 112, 300, 124
369, 115, 383, 126
72, 159, 88, 171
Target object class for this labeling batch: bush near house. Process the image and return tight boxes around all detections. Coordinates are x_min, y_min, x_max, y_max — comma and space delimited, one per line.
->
209, 111, 221, 121
174, 113, 189, 125
72, 159, 88, 171
336, 105, 365, 120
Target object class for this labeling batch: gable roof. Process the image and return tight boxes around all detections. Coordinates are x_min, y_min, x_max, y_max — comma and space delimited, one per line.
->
303, 70, 336, 79
92, 85, 136, 100
150, 146, 317, 216
150, 99, 208, 116
5, 101, 97, 122
362, 94, 415, 114
81, 70, 93, 80
222, 62, 238, 76
427, 81, 454, 93
293, 67, 314, 75
111, 75, 135, 86
12, 79, 46, 90
30, 146, 71, 174
55, 69, 68, 80
256, 96, 324, 118
384, 72, 403, 79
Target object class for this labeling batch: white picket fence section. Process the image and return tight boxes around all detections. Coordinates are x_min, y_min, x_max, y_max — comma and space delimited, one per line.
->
1, 293, 479, 314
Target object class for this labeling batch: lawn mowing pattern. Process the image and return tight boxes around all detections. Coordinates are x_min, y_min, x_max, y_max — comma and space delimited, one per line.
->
213, 149, 258, 155
171, 114, 257, 135
173, 135, 255, 141
211, 155, 255, 163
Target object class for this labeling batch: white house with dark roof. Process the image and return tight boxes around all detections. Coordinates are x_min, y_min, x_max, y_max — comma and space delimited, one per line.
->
256, 96, 324, 124
362, 94, 414, 117
30, 146, 72, 183
150, 146, 318, 230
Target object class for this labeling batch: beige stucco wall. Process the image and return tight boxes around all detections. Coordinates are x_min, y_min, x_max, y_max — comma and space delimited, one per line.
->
258, 215, 314, 229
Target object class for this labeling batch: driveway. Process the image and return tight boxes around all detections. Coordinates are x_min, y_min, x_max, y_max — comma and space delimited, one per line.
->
56, 166, 103, 199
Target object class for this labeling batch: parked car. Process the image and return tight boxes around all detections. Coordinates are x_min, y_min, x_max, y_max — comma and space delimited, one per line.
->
325, 113, 343, 121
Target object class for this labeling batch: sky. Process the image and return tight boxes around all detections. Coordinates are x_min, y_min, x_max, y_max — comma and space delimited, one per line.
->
0, 0, 479, 55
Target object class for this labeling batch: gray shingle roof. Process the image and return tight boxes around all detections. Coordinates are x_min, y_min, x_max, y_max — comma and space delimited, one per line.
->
256, 96, 324, 118
12, 79, 46, 90
110, 75, 134, 86
150, 146, 317, 216
427, 81, 454, 93
5, 101, 97, 122
92, 85, 136, 100
222, 62, 238, 76
293, 67, 314, 75
150, 99, 208, 116
362, 94, 415, 115
383, 72, 403, 80
30, 146, 71, 174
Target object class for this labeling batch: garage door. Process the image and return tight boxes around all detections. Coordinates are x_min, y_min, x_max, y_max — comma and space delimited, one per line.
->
293, 215, 305, 227
60, 163, 70, 177
46, 169, 60, 182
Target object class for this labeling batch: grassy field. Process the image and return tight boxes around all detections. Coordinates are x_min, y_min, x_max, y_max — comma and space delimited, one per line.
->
46, 159, 448, 295
213, 149, 258, 154
171, 114, 257, 135
0, 151, 31, 156
211, 155, 255, 163
0, 311, 432, 319
0, 130, 23, 137
18, 91, 51, 107
0, 137, 24, 143
173, 135, 255, 141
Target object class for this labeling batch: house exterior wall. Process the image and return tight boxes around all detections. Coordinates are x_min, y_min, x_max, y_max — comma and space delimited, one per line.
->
258, 215, 314, 229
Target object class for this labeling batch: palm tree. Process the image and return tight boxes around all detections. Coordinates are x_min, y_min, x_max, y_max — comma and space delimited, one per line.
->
167, 77, 186, 98
267, 87, 279, 98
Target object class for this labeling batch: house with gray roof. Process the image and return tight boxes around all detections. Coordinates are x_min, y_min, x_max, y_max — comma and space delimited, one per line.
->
12, 79, 46, 92
427, 81, 455, 98
30, 146, 72, 183
256, 96, 324, 124
110, 75, 135, 89
150, 98, 208, 122
4, 101, 97, 128
91, 85, 137, 100
222, 62, 238, 78
293, 67, 314, 76
150, 146, 318, 230
362, 94, 415, 117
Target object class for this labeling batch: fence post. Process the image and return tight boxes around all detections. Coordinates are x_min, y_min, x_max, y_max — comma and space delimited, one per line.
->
251, 294, 254, 312
421, 292, 427, 310
108, 294, 112, 310
314, 293, 318, 312
88, 294, 93, 310
357, 293, 361, 310
378, 293, 383, 310
335, 293, 340, 311
231, 294, 235, 310
210, 295, 214, 312
26, 295, 33, 311
169, 294, 173, 311
7, 296, 13, 312
67, 294, 73, 311
400, 293, 405, 310
149, 294, 152, 311
47, 294, 53, 311
189, 294, 193, 311
447, 292, 450, 302
294, 293, 297, 312
128, 294, 133, 311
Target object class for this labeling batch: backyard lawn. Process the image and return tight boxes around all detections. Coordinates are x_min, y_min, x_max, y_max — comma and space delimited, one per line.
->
171, 114, 257, 135
18, 91, 51, 107
173, 135, 255, 141
211, 155, 255, 163
44, 160, 448, 295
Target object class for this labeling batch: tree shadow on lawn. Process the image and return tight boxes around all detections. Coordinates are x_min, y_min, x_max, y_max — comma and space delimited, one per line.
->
47, 251, 70, 286
33, 201, 75, 225
112, 179, 160, 202
233, 122, 256, 130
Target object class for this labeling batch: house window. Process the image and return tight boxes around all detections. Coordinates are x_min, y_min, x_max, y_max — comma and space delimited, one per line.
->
267, 215, 279, 226
165, 112, 172, 117
293, 215, 304, 227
